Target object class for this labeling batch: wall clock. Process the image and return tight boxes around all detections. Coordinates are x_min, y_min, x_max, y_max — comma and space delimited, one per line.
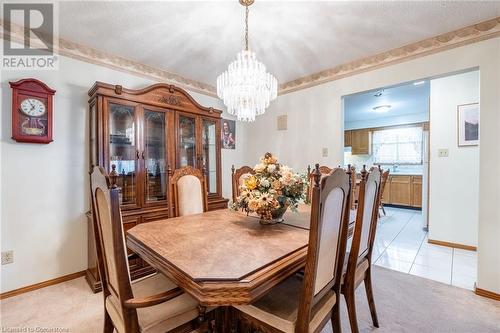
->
10, 78, 56, 144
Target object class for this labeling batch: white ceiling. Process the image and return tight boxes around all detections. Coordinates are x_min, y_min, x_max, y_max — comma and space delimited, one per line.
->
344, 80, 430, 123
46, 1, 500, 86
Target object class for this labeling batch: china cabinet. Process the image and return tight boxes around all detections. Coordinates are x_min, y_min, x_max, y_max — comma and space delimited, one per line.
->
86, 82, 228, 292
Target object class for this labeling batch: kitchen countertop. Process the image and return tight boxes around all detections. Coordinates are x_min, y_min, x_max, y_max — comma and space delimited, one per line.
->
387, 172, 422, 176
356, 171, 422, 176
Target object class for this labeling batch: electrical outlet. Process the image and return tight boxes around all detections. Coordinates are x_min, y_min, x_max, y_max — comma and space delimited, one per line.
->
322, 148, 328, 157
1, 250, 14, 265
438, 149, 449, 157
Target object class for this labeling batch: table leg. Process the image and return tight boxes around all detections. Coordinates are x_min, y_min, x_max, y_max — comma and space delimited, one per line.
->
214, 306, 236, 333
198, 305, 207, 324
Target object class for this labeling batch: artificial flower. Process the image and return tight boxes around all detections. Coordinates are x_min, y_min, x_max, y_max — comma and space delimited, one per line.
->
245, 175, 258, 190
260, 178, 271, 188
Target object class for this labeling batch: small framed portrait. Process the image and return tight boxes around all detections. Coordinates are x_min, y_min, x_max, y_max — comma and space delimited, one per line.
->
457, 103, 479, 147
221, 118, 236, 149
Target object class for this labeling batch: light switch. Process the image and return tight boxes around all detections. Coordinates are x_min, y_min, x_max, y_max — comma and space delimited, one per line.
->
438, 149, 449, 157
322, 148, 328, 157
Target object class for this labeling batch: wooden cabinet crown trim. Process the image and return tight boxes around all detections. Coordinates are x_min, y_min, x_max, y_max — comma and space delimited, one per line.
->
88, 82, 222, 116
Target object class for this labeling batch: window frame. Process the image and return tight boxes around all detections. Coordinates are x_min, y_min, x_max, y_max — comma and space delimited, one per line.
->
372, 124, 424, 165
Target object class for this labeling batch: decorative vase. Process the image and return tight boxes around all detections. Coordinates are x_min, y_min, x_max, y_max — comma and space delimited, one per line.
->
259, 205, 288, 225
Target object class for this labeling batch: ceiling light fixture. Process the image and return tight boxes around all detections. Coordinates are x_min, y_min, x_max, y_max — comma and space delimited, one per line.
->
216, 0, 278, 122
372, 105, 392, 113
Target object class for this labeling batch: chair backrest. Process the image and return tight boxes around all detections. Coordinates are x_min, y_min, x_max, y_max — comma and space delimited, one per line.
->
90, 166, 136, 329
347, 165, 357, 210
169, 165, 208, 217
378, 166, 390, 205
231, 165, 255, 202
347, 166, 381, 268
296, 165, 351, 331
306, 165, 334, 203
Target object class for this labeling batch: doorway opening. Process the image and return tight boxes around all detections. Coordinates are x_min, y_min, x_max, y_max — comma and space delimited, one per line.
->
342, 69, 479, 290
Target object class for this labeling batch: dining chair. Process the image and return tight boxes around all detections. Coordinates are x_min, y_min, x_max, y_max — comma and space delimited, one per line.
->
234, 164, 352, 333
169, 165, 208, 217
89, 166, 200, 333
305, 164, 334, 204
231, 165, 255, 202
377, 166, 390, 217
341, 165, 382, 333
347, 165, 357, 210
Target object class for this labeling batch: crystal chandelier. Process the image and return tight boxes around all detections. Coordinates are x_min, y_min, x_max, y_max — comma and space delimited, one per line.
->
216, 0, 278, 122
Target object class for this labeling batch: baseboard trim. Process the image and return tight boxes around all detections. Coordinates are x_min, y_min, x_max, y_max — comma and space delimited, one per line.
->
475, 286, 500, 301
0, 270, 86, 300
428, 239, 477, 251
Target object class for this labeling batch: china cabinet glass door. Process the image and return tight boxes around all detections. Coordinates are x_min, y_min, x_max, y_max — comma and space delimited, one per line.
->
177, 114, 197, 168
202, 118, 219, 195
143, 110, 167, 205
108, 102, 139, 207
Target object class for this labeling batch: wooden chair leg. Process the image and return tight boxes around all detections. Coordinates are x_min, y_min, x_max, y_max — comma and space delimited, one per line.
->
381, 204, 386, 216
103, 310, 114, 333
364, 269, 379, 328
331, 302, 342, 333
344, 286, 359, 333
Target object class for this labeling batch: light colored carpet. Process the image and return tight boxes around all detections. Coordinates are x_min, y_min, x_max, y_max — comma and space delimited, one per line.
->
1, 266, 499, 332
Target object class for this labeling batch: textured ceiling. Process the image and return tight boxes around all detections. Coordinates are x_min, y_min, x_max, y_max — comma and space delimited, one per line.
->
344, 80, 430, 123
48, 1, 500, 86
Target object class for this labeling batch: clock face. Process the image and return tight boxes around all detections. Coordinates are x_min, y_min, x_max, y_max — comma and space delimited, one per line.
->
20, 98, 46, 117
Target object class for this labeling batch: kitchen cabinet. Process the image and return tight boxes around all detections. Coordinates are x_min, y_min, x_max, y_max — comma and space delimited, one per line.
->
344, 130, 352, 147
381, 177, 391, 204
351, 129, 370, 155
411, 176, 422, 208
389, 175, 412, 205
381, 175, 422, 208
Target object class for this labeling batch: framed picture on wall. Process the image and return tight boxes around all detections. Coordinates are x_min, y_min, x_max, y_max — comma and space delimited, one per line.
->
221, 118, 236, 149
457, 103, 479, 147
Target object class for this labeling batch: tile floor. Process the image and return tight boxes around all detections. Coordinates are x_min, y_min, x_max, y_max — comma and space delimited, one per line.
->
372, 206, 478, 290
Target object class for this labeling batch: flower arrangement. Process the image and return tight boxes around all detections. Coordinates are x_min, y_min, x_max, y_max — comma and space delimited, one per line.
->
231, 152, 307, 223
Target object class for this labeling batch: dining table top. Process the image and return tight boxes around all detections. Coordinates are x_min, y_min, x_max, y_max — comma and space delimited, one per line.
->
126, 204, 355, 306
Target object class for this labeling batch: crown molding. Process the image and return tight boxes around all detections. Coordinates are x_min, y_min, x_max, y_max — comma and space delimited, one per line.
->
2, 17, 499, 98
279, 17, 500, 95
0, 20, 218, 97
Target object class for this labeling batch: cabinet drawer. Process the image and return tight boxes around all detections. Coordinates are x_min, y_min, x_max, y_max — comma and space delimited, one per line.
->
411, 175, 422, 184
142, 210, 169, 223
391, 175, 412, 183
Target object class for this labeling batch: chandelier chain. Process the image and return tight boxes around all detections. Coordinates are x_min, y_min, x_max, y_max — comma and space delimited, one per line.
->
245, 4, 249, 51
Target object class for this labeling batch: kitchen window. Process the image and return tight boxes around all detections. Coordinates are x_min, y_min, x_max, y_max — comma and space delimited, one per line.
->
372, 126, 423, 165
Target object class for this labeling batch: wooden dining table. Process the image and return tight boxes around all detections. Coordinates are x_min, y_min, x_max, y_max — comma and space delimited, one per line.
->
126, 204, 356, 329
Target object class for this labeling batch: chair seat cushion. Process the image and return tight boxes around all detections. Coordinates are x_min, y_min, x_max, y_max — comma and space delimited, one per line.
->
105, 273, 198, 333
234, 275, 337, 333
341, 255, 369, 286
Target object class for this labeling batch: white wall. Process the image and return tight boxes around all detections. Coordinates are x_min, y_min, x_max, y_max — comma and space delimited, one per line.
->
246, 38, 500, 294
428, 71, 479, 247
0, 54, 246, 293
244, 83, 345, 172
